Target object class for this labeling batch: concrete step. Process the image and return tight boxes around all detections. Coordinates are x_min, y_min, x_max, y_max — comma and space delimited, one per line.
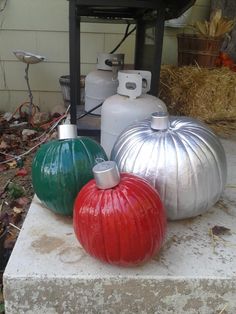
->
3, 138, 236, 314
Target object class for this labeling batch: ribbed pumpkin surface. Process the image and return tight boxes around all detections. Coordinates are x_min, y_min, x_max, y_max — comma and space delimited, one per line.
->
32, 137, 107, 216
111, 116, 227, 220
73, 173, 166, 266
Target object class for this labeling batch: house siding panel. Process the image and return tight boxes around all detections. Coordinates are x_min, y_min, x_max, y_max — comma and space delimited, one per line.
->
0, 0, 210, 111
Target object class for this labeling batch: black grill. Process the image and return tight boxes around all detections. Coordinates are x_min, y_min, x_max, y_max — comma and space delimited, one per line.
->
68, 0, 196, 135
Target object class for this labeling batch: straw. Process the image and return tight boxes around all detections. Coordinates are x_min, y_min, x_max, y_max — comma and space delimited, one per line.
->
160, 65, 236, 136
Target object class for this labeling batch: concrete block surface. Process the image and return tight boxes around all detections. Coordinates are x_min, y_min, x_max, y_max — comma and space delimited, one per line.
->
3, 138, 236, 314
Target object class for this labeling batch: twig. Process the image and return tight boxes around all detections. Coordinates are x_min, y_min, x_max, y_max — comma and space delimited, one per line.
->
9, 223, 21, 232
194, 61, 202, 70
219, 303, 228, 314
209, 227, 236, 251
160, 80, 171, 90
0, 136, 47, 165
0, 107, 70, 165
0, 178, 13, 197
0, 151, 17, 158
214, 235, 236, 248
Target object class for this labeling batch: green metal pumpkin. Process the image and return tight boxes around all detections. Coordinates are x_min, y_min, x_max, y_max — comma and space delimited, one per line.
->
32, 124, 107, 216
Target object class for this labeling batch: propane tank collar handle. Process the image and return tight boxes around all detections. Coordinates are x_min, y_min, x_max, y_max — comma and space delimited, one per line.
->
117, 72, 142, 99
58, 124, 78, 140
117, 70, 152, 99
110, 58, 124, 80
151, 112, 170, 131
97, 53, 124, 71
93, 161, 120, 189
105, 59, 112, 67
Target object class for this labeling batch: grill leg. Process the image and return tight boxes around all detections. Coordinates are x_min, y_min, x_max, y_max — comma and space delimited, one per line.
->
69, 0, 80, 125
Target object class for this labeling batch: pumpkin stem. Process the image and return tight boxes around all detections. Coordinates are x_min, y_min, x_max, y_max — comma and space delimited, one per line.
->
93, 161, 120, 189
151, 112, 170, 131
58, 124, 77, 140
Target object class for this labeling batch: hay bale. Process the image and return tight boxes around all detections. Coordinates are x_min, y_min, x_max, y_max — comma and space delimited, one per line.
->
159, 65, 236, 136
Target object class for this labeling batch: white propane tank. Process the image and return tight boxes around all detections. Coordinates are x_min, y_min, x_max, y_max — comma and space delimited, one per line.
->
101, 70, 167, 157
85, 53, 124, 115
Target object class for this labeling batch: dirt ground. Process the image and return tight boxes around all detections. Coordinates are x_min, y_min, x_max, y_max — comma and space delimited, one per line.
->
0, 112, 58, 313
0, 154, 34, 312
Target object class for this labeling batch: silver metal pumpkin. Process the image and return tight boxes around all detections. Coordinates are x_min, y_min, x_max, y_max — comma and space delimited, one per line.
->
111, 112, 227, 220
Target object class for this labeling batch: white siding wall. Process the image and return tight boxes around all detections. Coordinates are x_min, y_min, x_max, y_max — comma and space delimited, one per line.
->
0, 0, 210, 112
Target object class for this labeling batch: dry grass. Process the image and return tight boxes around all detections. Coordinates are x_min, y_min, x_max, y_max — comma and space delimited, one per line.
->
160, 65, 236, 136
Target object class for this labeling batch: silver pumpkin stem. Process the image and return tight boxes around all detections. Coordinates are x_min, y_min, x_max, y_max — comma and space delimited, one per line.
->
58, 124, 77, 140
151, 112, 170, 130
93, 161, 120, 189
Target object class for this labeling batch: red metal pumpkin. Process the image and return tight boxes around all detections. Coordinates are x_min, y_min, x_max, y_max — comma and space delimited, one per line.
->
73, 161, 166, 266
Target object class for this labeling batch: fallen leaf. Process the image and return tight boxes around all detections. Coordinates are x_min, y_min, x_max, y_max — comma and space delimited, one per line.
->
22, 129, 37, 141
0, 303, 5, 313
0, 211, 9, 228
16, 168, 28, 177
211, 225, 231, 236
14, 197, 30, 207
0, 140, 8, 149
3, 112, 13, 122
12, 207, 23, 214
0, 164, 8, 172
11, 212, 22, 225
0, 225, 5, 237
7, 183, 25, 199
4, 230, 18, 249
6, 160, 17, 169
0, 179, 12, 198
